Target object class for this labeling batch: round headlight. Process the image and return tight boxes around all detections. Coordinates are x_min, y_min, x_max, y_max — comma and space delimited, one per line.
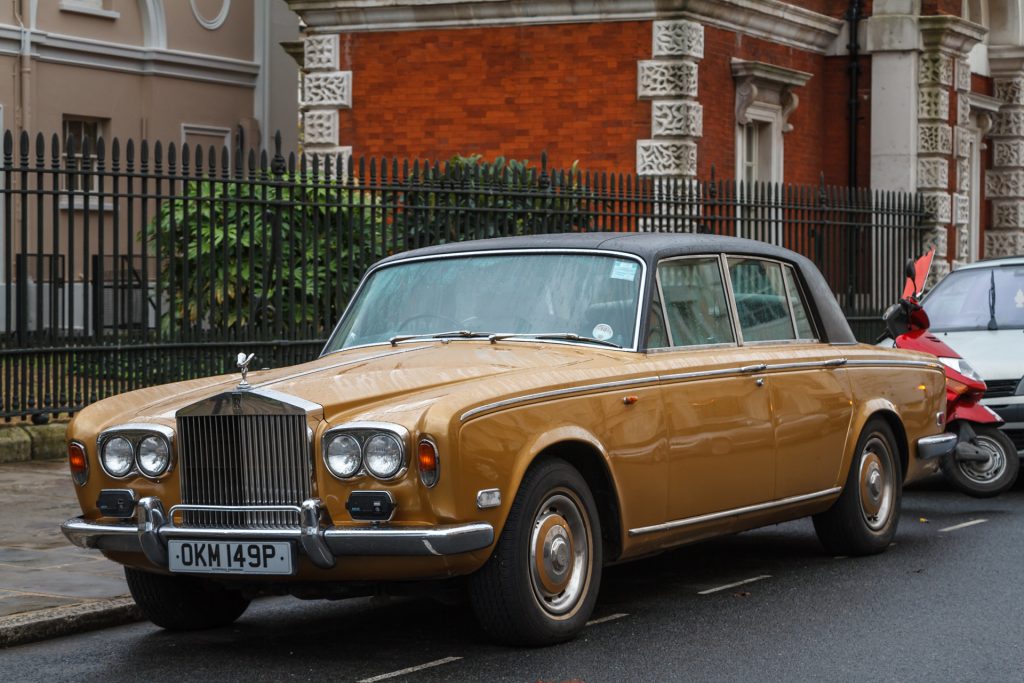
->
101, 436, 134, 477
137, 436, 171, 477
364, 433, 404, 479
325, 434, 362, 478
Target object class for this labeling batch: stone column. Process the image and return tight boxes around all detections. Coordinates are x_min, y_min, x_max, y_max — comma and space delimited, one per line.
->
300, 34, 352, 171
987, 63, 1024, 257
636, 20, 704, 177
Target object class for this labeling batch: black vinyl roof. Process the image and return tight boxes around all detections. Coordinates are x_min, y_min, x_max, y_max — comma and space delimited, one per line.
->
377, 233, 857, 345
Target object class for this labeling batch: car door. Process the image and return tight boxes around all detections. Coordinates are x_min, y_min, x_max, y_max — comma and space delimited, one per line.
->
726, 257, 854, 499
653, 256, 776, 523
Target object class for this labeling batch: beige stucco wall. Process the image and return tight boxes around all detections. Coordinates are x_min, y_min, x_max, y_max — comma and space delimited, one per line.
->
34, 2, 146, 47
166, 0, 254, 61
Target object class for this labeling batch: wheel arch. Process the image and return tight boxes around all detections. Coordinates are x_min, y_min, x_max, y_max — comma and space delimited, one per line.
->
848, 400, 909, 483
530, 439, 624, 562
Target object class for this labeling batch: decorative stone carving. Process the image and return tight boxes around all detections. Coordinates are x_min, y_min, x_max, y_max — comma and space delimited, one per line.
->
638, 61, 698, 99
992, 199, 1024, 228
637, 140, 698, 177
956, 226, 970, 262
920, 191, 952, 223
990, 110, 1024, 138
651, 100, 703, 138
302, 71, 352, 109
954, 193, 970, 225
919, 52, 953, 86
304, 35, 337, 72
304, 146, 352, 177
303, 110, 337, 145
954, 126, 972, 159
995, 77, 1024, 106
917, 158, 949, 190
986, 169, 1024, 198
918, 87, 949, 121
653, 20, 704, 60
923, 225, 949, 259
986, 228, 1024, 256
956, 96, 971, 126
731, 60, 812, 133
993, 140, 1024, 168
918, 123, 953, 155
957, 158, 970, 192
955, 58, 971, 93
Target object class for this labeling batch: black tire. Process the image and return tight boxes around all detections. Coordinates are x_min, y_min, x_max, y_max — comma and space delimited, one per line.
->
469, 458, 603, 647
941, 424, 1020, 498
125, 567, 250, 631
813, 418, 902, 556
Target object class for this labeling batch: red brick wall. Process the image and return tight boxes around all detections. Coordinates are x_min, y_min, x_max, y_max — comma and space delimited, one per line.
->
336, 22, 652, 172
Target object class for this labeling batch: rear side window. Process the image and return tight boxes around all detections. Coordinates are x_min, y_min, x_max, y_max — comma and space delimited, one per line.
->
727, 257, 797, 342
656, 257, 735, 347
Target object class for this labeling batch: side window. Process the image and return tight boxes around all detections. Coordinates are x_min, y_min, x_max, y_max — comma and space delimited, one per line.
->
782, 265, 816, 339
727, 257, 796, 342
657, 258, 735, 347
646, 283, 669, 349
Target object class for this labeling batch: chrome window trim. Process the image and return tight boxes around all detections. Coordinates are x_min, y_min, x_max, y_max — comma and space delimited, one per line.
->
781, 262, 820, 341
628, 486, 843, 536
652, 254, 739, 351
320, 248, 649, 355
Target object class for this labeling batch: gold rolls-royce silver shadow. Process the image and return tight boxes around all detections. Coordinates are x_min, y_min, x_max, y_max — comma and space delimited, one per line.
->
62, 233, 955, 646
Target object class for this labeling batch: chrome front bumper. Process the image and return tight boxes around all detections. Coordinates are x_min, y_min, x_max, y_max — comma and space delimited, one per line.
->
916, 432, 958, 461
61, 497, 494, 570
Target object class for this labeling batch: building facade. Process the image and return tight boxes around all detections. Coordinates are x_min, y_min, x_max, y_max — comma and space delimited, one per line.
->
286, 0, 1024, 270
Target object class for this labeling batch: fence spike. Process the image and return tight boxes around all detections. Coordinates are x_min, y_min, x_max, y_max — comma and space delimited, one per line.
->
111, 138, 120, 170
50, 133, 61, 165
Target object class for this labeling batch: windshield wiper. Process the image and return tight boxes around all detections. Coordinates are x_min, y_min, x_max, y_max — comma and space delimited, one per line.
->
987, 270, 998, 331
389, 330, 492, 346
488, 332, 622, 349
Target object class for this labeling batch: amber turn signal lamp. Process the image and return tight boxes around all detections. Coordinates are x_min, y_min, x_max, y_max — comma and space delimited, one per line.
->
418, 439, 439, 488
622, 395, 639, 406
946, 378, 969, 396
68, 441, 89, 486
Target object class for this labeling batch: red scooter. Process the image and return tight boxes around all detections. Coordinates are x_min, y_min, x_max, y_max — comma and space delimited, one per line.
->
883, 249, 1019, 497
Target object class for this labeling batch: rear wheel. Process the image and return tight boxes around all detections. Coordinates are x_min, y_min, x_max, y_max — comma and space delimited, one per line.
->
469, 458, 602, 646
942, 424, 1019, 498
125, 567, 250, 630
813, 418, 902, 556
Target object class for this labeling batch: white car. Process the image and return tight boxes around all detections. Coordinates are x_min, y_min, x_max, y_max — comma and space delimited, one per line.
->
920, 256, 1024, 457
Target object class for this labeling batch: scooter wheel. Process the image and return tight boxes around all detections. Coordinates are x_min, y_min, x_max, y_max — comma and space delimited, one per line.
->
942, 424, 1020, 498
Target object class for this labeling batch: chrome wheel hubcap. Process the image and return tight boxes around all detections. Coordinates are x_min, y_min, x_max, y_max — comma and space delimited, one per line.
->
529, 490, 592, 617
859, 437, 894, 531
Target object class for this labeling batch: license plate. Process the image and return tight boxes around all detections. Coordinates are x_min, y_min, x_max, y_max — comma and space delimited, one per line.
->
168, 540, 294, 575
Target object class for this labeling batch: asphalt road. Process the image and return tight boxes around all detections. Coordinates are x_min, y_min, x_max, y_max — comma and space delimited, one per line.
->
4, 476, 1023, 683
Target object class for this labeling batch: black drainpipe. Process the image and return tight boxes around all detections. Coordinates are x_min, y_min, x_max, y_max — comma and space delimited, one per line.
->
846, 0, 863, 188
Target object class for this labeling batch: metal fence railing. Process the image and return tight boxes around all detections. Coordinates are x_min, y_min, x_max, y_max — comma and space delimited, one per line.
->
0, 130, 926, 421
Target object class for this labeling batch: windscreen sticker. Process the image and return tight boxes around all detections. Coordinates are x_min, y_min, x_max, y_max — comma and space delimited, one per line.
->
592, 324, 614, 341
1015, 288, 1024, 308
610, 260, 638, 281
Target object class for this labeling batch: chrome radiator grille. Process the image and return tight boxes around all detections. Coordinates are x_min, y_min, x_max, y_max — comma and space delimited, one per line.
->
177, 413, 311, 529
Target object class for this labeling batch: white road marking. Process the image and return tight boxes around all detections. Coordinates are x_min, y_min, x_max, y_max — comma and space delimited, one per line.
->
939, 519, 988, 533
357, 657, 463, 682
586, 612, 628, 627
697, 574, 771, 595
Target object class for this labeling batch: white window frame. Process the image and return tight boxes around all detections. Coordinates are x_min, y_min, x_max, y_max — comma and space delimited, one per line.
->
181, 124, 233, 168
735, 102, 784, 186
60, 115, 111, 211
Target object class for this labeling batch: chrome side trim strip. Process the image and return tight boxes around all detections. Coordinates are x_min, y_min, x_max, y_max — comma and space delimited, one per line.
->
844, 359, 940, 369
460, 376, 659, 422
627, 487, 843, 537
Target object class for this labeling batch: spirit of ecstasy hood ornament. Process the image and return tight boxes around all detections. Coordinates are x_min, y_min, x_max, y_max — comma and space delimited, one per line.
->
236, 352, 255, 390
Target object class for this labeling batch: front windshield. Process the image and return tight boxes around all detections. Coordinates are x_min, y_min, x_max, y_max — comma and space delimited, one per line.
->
325, 252, 644, 351
923, 264, 1024, 331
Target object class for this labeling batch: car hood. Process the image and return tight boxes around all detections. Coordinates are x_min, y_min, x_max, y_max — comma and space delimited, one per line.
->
930, 329, 1024, 381
75, 342, 635, 431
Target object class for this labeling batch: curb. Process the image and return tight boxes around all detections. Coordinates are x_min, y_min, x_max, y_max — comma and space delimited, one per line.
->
0, 597, 143, 648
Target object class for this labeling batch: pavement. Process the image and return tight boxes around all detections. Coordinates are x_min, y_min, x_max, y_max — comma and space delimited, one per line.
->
0, 459, 141, 648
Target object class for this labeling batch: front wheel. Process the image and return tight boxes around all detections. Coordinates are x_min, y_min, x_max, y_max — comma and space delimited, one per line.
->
469, 458, 602, 646
942, 424, 1019, 498
125, 567, 250, 630
813, 418, 902, 556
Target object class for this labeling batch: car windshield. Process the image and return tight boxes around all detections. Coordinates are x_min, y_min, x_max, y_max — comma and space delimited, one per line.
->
324, 252, 644, 351
923, 264, 1024, 331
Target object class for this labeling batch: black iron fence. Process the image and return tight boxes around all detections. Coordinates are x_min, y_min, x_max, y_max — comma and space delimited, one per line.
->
0, 131, 926, 421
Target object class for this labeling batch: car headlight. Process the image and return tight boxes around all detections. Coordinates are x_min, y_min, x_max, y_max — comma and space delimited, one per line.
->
137, 436, 171, 477
364, 433, 405, 479
939, 357, 983, 383
101, 436, 134, 477
325, 434, 362, 478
